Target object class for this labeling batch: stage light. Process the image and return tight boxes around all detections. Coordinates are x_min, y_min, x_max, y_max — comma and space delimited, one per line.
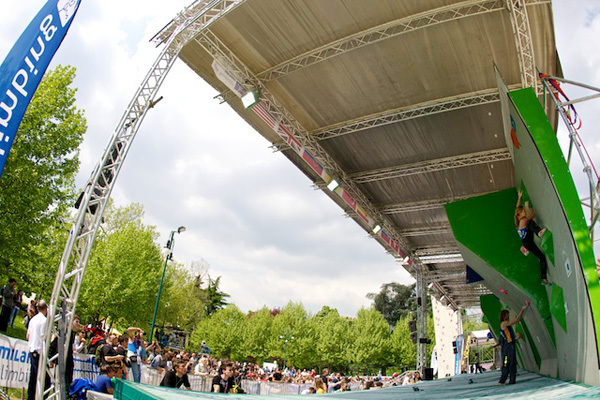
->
327, 177, 340, 191
242, 89, 260, 108
372, 224, 382, 234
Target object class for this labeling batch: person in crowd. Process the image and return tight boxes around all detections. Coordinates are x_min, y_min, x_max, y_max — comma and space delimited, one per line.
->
150, 349, 166, 372
212, 362, 235, 393
498, 302, 529, 385
9, 290, 23, 328
0, 278, 17, 331
27, 300, 49, 400
74, 331, 87, 353
160, 360, 192, 390
195, 356, 210, 376
99, 334, 124, 367
95, 364, 120, 395
23, 300, 37, 329
515, 191, 550, 285
301, 386, 316, 395
314, 377, 327, 394
127, 327, 144, 383
116, 334, 128, 379
320, 368, 329, 390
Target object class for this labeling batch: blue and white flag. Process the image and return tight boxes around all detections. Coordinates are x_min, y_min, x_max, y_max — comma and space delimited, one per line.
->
0, 0, 82, 178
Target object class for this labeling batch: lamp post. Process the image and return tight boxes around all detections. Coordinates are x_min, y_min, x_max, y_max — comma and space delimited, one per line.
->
149, 226, 185, 343
279, 329, 294, 370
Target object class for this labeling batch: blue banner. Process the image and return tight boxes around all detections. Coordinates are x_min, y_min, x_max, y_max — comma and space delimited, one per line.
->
0, 0, 82, 178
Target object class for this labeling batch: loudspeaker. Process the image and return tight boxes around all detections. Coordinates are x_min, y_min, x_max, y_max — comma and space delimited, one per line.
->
424, 368, 434, 381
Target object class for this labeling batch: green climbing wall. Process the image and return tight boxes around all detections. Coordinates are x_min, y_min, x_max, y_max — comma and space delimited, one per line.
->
446, 190, 553, 375
510, 88, 599, 384
445, 87, 600, 385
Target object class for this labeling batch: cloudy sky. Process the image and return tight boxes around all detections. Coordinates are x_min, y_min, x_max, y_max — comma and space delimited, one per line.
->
1, 1, 598, 317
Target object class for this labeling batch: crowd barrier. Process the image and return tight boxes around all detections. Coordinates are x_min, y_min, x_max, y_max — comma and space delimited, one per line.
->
0, 340, 364, 395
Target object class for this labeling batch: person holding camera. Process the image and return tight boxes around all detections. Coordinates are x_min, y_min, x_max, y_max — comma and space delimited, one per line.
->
127, 327, 145, 382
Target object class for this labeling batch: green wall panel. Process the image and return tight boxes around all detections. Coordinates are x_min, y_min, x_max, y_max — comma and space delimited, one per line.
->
550, 284, 568, 333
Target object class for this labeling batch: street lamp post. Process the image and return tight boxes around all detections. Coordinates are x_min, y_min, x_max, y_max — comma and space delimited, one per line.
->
150, 226, 185, 343
279, 329, 294, 370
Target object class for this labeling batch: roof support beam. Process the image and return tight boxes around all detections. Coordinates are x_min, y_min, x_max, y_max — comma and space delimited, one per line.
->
379, 191, 496, 215
399, 224, 452, 237
310, 87, 521, 142
351, 148, 511, 183
260, 0, 508, 81
507, 0, 539, 91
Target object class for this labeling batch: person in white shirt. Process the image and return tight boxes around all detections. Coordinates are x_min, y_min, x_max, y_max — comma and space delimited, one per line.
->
27, 300, 48, 400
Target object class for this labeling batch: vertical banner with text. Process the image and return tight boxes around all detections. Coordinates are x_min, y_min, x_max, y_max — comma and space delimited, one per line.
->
0, 0, 82, 178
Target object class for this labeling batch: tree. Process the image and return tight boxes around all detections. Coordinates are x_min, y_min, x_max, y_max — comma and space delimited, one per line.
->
313, 306, 351, 371
190, 305, 246, 360
204, 275, 229, 316
76, 202, 164, 330
349, 307, 392, 373
0, 65, 86, 294
243, 307, 274, 363
366, 282, 417, 327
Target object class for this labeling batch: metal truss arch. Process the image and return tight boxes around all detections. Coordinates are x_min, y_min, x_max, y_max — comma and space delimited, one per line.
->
37, 2, 244, 399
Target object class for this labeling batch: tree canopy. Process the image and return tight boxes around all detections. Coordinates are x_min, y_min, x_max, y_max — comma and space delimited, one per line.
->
367, 282, 417, 327
0, 65, 86, 295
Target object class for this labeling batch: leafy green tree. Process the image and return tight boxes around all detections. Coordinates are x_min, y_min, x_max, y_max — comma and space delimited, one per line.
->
162, 262, 207, 332
349, 307, 392, 373
76, 203, 164, 330
389, 314, 417, 371
271, 302, 315, 369
242, 307, 274, 363
313, 306, 351, 371
0, 65, 86, 294
367, 283, 417, 327
204, 275, 229, 316
190, 305, 246, 359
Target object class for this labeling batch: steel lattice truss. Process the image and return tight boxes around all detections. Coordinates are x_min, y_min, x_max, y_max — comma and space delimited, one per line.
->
351, 148, 511, 183
271, 87, 519, 153
507, 0, 539, 91
310, 89, 512, 142
260, 0, 507, 81
379, 191, 497, 214
37, 2, 244, 399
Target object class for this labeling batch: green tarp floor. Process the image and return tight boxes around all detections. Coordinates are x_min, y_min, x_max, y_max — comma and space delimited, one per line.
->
113, 370, 600, 400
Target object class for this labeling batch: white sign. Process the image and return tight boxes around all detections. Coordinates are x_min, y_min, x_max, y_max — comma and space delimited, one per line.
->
212, 57, 247, 98
0, 334, 31, 389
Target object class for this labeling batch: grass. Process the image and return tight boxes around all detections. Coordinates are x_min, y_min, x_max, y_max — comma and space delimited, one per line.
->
6, 312, 27, 341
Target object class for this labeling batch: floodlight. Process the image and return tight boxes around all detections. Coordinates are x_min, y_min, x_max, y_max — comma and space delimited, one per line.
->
372, 224, 382, 234
327, 178, 340, 191
242, 89, 260, 108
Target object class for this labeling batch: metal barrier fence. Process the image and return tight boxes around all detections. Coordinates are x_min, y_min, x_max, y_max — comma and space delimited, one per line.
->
75, 358, 364, 395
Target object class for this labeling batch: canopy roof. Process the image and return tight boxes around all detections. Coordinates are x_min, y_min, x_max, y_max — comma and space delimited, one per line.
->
156, 0, 560, 309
